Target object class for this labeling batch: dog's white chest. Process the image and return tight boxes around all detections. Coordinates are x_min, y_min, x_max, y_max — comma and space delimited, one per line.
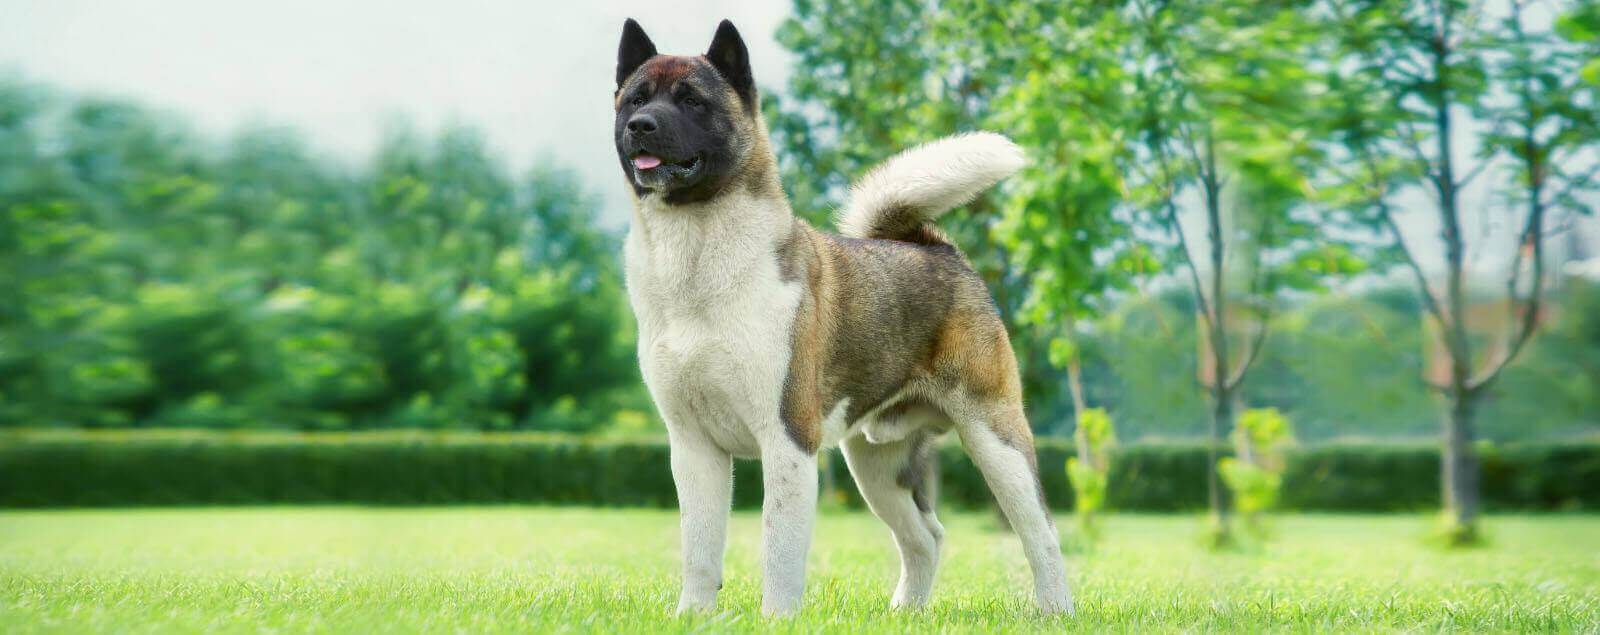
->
624, 209, 801, 456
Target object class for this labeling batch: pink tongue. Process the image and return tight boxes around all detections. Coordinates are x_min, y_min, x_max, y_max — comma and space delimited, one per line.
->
633, 154, 662, 170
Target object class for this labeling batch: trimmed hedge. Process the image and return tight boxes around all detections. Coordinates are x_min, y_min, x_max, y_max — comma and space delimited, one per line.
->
1, 430, 1595, 510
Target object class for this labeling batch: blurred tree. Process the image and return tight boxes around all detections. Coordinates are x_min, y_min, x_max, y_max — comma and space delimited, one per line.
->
1095, 293, 1211, 437
1321, 0, 1599, 542
1219, 407, 1295, 536
945, 0, 1144, 460
0, 81, 640, 432
1271, 294, 1435, 436
1119, 0, 1354, 544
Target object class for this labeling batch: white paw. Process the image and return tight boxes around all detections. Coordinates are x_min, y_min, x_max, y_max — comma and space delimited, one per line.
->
1037, 592, 1075, 616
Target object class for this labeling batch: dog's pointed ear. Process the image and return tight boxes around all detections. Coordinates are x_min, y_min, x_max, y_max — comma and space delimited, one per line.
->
617, 18, 657, 88
705, 20, 755, 104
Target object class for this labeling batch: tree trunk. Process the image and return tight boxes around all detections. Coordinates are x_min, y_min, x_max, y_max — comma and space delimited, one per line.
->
1429, 8, 1480, 544
1200, 130, 1233, 543
1066, 353, 1090, 466
1208, 385, 1234, 530
1441, 388, 1481, 537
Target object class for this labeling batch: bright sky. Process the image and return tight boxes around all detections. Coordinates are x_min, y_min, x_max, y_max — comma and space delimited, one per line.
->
0, 0, 793, 228
1, 0, 1594, 277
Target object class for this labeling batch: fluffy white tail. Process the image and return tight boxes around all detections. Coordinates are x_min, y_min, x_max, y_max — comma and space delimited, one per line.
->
836, 132, 1025, 242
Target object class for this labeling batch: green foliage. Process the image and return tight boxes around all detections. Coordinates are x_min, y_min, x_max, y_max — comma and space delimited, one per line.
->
4, 430, 1596, 511
0, 81, 644, 432
1077, 407, 1118, 455
1317, 0, 1600, 535
1218, 460, 1283, 515
5, 0, 1600, 447
1065, 459, 1107, 514
1064, 281, 1598, 441
1235, 407, 1294, 457
1221, 408, 1295, 536
1067, 408, 1117, 532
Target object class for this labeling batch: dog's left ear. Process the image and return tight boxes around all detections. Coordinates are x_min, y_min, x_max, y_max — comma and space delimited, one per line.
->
705, 20, 755, 106
617, 18, 657, 88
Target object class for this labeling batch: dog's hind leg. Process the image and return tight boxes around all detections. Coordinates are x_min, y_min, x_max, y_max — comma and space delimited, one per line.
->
758, 436, 818, 616
841, 431, 945, 609
666, 423, 733, 614
950, 397, 1073, 615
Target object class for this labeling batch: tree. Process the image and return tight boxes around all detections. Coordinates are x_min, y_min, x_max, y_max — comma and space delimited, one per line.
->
1322, 0, 1598, 542
940, 1, 1169, 529
0, 79, 644, 432
1120, 0, 1345, 544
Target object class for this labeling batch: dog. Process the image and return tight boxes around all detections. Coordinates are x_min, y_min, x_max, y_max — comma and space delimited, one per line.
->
612, 18, 1071, 616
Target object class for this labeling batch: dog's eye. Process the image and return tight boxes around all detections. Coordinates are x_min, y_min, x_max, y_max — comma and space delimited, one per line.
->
630, 95, 647, 107
682, 96, 701, 108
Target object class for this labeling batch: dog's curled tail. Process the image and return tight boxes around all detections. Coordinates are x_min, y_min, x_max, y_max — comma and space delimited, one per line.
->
836, 132, 1025, 244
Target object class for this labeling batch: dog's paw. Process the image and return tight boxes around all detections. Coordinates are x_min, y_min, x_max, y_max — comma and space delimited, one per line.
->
1036, 593, 1075, 616
760, 598, 803, 618
675, 593, 718, 615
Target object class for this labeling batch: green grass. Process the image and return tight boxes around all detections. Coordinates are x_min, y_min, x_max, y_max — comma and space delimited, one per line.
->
1, 509, 1596, 633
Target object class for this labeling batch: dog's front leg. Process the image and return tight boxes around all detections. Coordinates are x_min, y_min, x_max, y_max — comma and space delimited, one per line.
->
667, 424, 732, 614
759, 439, 818, 616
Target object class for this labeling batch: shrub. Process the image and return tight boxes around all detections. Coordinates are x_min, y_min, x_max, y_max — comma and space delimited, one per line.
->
1220, 408, 1295, 535
0, 430, 1595, 511
1066, 408, 1116, 535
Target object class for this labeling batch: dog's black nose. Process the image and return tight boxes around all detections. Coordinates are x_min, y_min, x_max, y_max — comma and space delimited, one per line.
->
627, 113, 658, 134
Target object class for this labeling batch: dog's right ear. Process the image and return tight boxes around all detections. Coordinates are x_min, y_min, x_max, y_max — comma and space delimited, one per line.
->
617, 18, 657, 88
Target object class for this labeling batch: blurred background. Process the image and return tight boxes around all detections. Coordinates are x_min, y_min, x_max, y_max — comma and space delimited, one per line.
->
0, 1, 1597, 526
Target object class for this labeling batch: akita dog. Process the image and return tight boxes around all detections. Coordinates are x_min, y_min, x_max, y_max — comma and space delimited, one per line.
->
613, 18, 1071, 616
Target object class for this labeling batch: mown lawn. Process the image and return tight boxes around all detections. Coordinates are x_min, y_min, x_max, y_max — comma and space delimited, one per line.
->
1, 508, 1596, 633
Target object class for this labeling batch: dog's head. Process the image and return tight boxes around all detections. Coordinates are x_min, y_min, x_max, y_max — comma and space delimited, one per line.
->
614, 19, 759, 205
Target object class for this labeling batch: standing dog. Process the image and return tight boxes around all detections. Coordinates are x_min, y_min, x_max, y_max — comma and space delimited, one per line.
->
613, 18, 1071, 616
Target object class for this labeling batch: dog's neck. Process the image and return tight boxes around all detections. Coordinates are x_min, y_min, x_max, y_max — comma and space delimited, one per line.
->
625, 144, 795, 303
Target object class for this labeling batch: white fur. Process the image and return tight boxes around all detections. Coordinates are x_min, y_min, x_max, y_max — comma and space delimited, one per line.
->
626, 188, 815, 615
818, 399, 853, 449
841, 433, 943, 608
836, 132, 1026, 239
625, 188, 799, 461
949, 401, 1073, 614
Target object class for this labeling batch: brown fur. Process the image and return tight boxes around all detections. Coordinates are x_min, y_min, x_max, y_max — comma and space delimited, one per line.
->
773, 218, 1030, 456
862, 204, 955, 246
645, 56, 697, 84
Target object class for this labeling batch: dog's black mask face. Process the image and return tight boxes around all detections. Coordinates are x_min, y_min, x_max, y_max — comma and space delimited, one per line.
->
614, 19, 757, 205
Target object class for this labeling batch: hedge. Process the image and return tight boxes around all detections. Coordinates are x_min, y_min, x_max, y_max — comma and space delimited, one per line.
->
1, 430, 1595, 510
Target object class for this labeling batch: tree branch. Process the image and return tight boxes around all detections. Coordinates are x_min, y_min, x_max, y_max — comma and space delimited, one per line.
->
1543, 169, 1597, 210
1225, 206, 1276, 392
1469, 206, 1544, 393
1397, 119, 1443, 193
1225, 310, 1269, 392
1362, 150, 1449, 329
1167, 196, 1216, 336
1455, 157, 1493, 189
1380, 206, 1449, 329
1469, 3, 1549, 393
1147, 118, 1216, 337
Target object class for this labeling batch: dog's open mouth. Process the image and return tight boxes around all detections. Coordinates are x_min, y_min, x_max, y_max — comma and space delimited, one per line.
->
633, 153, 701, 177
